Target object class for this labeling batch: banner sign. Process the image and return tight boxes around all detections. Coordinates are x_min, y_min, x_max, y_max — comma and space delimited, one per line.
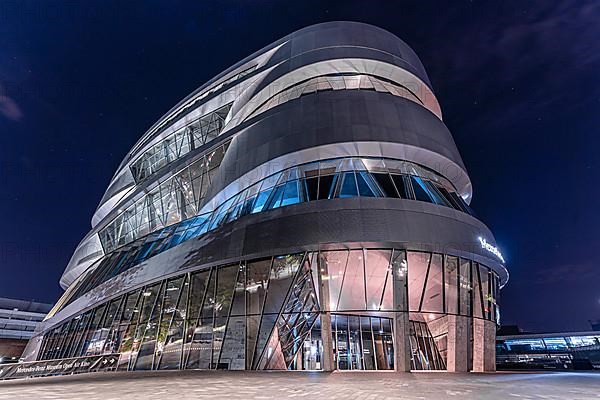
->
0, 353, 119, 380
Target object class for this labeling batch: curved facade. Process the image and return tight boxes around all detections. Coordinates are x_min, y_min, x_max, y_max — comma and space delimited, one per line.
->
24, 22, 507, 373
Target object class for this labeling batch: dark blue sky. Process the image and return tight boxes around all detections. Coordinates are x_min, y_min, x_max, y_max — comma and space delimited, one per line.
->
1, 1, 598, 332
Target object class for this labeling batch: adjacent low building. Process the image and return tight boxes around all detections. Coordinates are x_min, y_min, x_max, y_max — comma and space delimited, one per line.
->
497, 331, 600, 370
22, 21, 508, 374
0, 297, 52, 363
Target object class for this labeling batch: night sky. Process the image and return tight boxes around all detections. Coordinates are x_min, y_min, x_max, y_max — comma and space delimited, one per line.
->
1, 1, 598, 332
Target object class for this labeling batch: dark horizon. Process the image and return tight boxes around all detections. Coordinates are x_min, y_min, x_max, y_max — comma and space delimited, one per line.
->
1, 0, 598, 333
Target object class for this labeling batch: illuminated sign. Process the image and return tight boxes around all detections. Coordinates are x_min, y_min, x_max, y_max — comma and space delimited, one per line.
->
478, 237, 505, 263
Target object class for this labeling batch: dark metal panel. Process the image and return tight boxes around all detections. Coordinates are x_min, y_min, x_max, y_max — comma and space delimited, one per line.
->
206, 90, 466, 201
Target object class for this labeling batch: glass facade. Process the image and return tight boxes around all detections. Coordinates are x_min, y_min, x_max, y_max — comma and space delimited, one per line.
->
130, 103, 232, 183
40, 249, 499, 372
246, 74, 426, 121
99, 142, 229, 253
63, 157, 476, 311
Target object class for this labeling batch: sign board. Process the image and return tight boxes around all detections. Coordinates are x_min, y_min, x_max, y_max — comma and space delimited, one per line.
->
478, 237, 505, 263
0, 353, 119, 380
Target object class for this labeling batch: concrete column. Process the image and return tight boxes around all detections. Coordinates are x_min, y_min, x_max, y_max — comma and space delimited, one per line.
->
317, 253, 335, 372
446, 315, 469, 372
472, 318, 496, 372
392, 251, 411, 372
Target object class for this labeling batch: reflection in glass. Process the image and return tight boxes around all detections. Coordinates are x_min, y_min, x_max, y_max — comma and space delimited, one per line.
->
445, 256, 459, 315
408, 252, 430, 311
364, 249, 392, 310
245, 258, 272, 369
186, 270, 215, 369
155, 276, 187, 370
337, 250, 366, 311
39, 249, 500, 374
421, 254, 443, 313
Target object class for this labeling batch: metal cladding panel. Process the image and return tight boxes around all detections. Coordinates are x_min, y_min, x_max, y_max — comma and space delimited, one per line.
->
206, 90, 467, 201
283, 22, 430, 87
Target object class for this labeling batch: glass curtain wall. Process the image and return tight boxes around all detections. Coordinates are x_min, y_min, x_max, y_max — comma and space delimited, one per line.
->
39, 249, 500, 372
99, 142, 229, 253
130, 103, 233, 183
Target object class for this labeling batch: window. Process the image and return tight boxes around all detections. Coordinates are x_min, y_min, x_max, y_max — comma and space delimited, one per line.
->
372, 173, 398, 198
409, 176, 433, 203
130, 104, 232, 184
391, 174, 409, 198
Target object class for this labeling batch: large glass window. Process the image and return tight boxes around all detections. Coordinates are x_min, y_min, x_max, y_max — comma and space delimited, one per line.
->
444, 256, 459, 315
130, 103, 232, 183
407, 252, 430, 311
100, 142, 230, 253
40, 249, 500, 373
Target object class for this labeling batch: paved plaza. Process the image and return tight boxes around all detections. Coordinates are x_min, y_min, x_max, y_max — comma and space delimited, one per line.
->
1, 370, 600, 400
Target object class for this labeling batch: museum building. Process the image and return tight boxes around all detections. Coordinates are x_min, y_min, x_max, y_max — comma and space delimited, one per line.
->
22, 22, 508, 373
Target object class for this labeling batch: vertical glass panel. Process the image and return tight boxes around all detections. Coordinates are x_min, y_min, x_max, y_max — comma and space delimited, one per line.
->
319, 250, 347, 312
280, 180, 302, 206
480, 265, 491, 320
131, 283, 162, 370
97, 297, 123, 355
150, 276, 183, 369
408, 252, 430, 312
391, 174, 409, 198
348, 315, 363, 370
436, 185, 463, 211
135, 283, 165, 370
334, 315, 349, 370
304, 176, 318, 201
157, 275, 189, 370
472, 263, 484, 319
410, 176, 433, 203
317, 174, 336, 200
360, 316, 376, 370
52, 320, 70, 359
117, 289, 143, 370
253, 254, 302, 369
372, 317, 386, 370
212, 264, 239, 368
220, 263, 246, 370
445, 256, 459, 315
58, 319, 77, 359
372, 173, 398, 198
421, 254, 443, 313
265, 184, 285, 210
390, 250, 408, 312
355, 171, 379, 197
259, 321, 286, 370
424, 181, 452, 207
251, 187, 274, 213
186, 270, 211, 327
186, 269, 216, 369
364, 249, 392, 310
459, 259, 472, 317
82, 304, 107, 356
337, 250, 366, 311
381, 317, 395, 370
337, 172, 358, 198
245, 258, 272, 369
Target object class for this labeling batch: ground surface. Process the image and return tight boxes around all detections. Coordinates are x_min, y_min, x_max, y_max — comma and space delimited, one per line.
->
1, 370, 599, 399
